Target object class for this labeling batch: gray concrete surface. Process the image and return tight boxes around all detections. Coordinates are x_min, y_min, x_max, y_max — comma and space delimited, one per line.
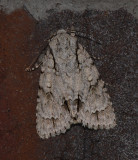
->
0, 0, 138, 20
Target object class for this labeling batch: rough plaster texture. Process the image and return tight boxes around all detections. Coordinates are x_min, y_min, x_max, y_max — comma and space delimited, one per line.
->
0, 2, 137, 160
0, 0, 138, 19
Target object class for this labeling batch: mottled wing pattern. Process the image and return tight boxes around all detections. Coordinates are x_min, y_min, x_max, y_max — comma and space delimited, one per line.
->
36, 47, 72, 139
36, 30, 116, 139
76, 43, 116, 129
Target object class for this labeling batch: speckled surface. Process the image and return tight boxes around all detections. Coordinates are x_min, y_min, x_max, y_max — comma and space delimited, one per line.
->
0, 0, 138, 19
0, 8, 137, 160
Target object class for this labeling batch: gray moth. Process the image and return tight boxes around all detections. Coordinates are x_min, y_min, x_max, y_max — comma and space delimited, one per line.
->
27, 29, 116, 139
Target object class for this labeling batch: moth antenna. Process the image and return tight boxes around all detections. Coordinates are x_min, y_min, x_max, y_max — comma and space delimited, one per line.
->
68, 27, 102, 44
75, 31, 102, 45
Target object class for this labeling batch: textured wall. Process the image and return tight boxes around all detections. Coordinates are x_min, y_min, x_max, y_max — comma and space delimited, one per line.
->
0, 1, 137, 160
0, 0, 138, 19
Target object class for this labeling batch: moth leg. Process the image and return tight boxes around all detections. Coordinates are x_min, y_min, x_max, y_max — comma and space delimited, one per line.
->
25, 49, 46, 72
25, 33, 58, 72
25, 53, 40, 72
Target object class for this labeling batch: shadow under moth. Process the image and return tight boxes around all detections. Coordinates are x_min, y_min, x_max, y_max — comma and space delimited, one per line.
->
26, 29, 116, 139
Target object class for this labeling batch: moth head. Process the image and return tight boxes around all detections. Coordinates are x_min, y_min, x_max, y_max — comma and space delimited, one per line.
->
66, 26, 76, 37
57, 29, 66, 34
70, 26, 75, 37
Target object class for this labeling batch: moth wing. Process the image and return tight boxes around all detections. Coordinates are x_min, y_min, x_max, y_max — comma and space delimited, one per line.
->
77, 81, 116, 129
36, 48, 72, 139
76, 43, 116, 129
78, 104, 116, 130
36, 91, 71, 139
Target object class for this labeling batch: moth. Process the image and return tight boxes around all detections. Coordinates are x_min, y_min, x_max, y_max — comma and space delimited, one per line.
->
26, 29, 116, 139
